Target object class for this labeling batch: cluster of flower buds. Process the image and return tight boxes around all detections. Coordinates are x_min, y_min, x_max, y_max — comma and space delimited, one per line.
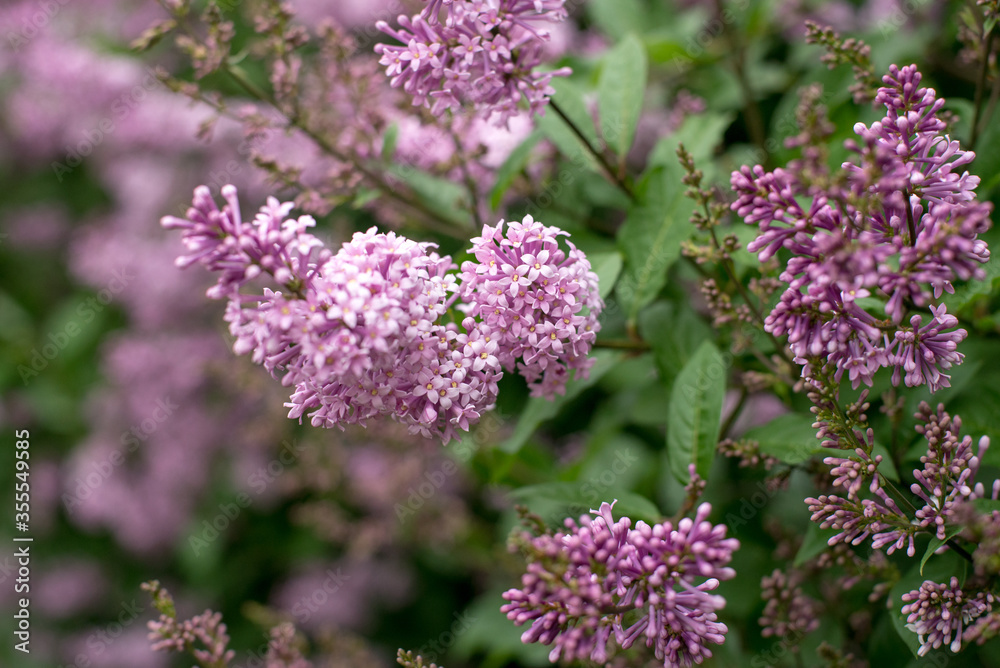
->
163, 186, 602, 443
806, 403, 998, 559
732, 64, 991, 392
501, 501, 739, 667
375, 0, 571, 124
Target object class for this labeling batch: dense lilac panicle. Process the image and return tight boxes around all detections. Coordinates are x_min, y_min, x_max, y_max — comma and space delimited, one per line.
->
164, 186, 500, 443
901, 577, 994, 656
501, 501, 739, 667
459, 216, 603, 398
731, 65, 991, 392
375, 0, 571, 124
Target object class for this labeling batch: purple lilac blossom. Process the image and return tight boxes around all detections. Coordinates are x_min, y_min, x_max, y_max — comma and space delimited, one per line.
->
806, 403, 1000, 558
732, 64, 991, 393
458, 216, 603, 398
164, 185, 503, 443
375, 0, 571, 124
901, 577, 994, 656
502, 501, 739, 667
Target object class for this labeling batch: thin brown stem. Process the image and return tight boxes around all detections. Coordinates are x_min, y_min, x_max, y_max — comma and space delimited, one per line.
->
549, 100, 635, 199
222, 64, 471, 238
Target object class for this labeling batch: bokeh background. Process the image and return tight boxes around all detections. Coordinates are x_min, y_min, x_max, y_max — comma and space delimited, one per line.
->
2, 0, 1000, 666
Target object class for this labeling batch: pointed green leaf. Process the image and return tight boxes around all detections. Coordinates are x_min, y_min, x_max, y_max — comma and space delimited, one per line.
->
666, 341, 726, 483
617, 164, 695, 322
920, 525, 965, 576
488, 129, 543, 210
589, 251, 624, 300
598, 33, 647, 162
741, 413, 823, 465
499, 350, 621, 453
537, 78, 601, 170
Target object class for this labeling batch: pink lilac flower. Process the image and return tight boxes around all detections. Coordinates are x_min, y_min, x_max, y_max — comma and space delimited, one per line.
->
164, 185, 504, 443
502, 501, 739, 667
731, 64, 991, 392
375, 0, 571, 124
901, 577, 994, 656
458, 216, 603, 398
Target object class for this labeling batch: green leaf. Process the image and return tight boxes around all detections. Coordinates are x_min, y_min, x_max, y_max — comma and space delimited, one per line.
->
741, 413, 823, 465
598, 33, 647, 163
381, 122, 399, 162
586, 0, 647, 40
589, 251, 624, 300
638, 301, 713, 387
943, 256, 1000, 311
666, 341, 726, 483
920, 525, 965, 576
794, 523, 839, 567
973, 498, 1000, 514
617, 164, 695, 322
509, 481, 662, 525
386, 164, 469, 227
499, 350, 621, 454
537, 79, 601, 170
971, 112, 1000, 194
648, 111, 735, 168
488, 130, 543, 210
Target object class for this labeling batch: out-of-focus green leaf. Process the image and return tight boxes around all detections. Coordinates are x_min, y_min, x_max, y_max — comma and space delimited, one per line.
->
742, 413, 823, 465
489, 130, 543, 210
794, 523, 839, 567
387, 165, 469, 227
509, 481, 662, 526
598, 33, 647, 162
971, 112, 1000, 194
589, 251, 624, 300
499, 350, 621, 454
617, 164, 695, 322
666, 341, 726, 483
586, 0, 647, 40
638, 300, 712, 387
648, 111, 734, 168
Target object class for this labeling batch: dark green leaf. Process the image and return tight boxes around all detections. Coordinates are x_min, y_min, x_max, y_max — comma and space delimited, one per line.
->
920, 525, 965, 576
794, 523, 839, 567
666, 341, 726, 483
509, 481, 662, 525
742, 413, 823, 465
499, 350, 621, 453
638, 301, 712, 386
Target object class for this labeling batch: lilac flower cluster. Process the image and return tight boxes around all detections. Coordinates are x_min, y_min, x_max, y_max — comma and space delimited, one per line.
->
375, 0, 571, 123
501, 501, 739, 667
806, 403, 999, 558
901, 577, 994, 656
144, 581, 237, 666
459, 216, 602, 398
164, 186, 602, 442
732, 64, 991, 392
